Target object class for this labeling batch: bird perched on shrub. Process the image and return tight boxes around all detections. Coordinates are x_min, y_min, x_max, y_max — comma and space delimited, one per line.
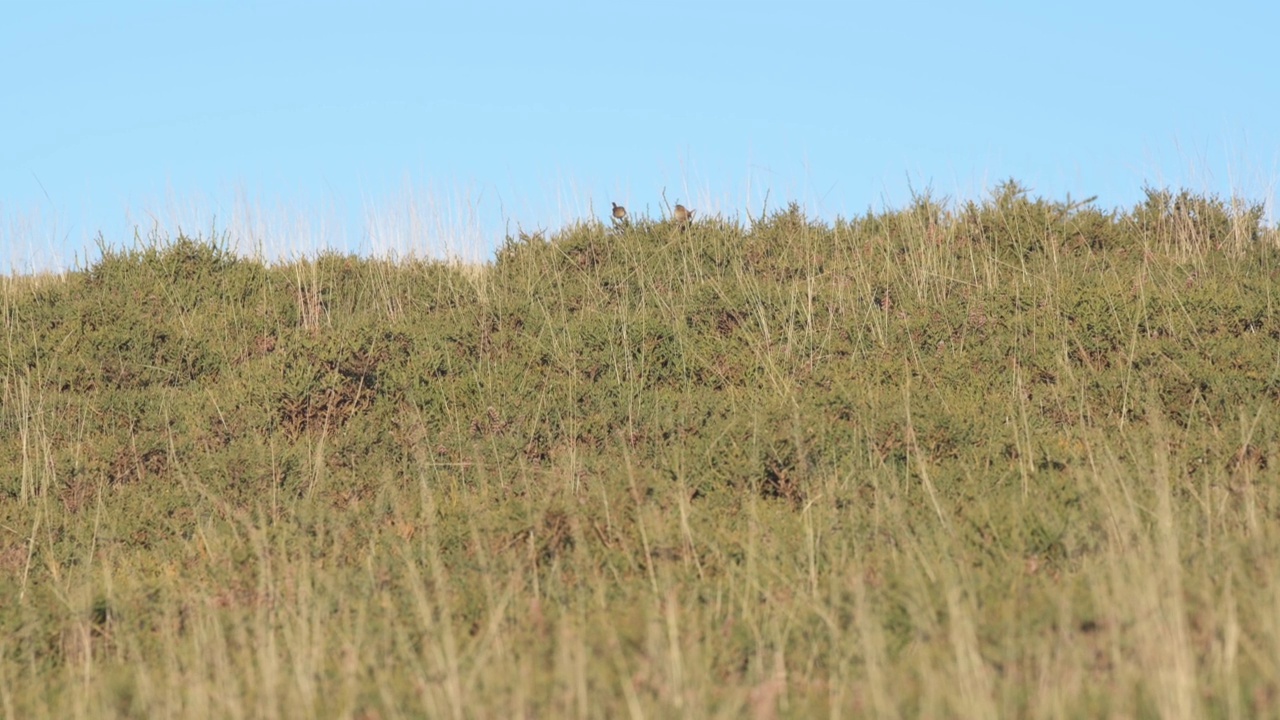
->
611, 202, 627, 225
673, 204, 694, 226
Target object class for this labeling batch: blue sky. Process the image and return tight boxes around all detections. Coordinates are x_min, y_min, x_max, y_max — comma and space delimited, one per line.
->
3, 1, 1277, 272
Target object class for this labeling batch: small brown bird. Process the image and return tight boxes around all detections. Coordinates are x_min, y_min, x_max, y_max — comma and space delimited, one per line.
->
611, 202, 627, 222
673, 204, 694, 225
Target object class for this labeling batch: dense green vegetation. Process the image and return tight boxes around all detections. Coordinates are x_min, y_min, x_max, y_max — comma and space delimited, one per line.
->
2, 183, 1278, 718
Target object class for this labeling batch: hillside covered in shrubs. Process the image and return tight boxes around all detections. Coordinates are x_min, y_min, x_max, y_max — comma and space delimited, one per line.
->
2, 183, 1278, 718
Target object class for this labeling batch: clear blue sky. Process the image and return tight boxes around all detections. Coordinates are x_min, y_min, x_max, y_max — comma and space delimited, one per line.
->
3, 1, 1277, 272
